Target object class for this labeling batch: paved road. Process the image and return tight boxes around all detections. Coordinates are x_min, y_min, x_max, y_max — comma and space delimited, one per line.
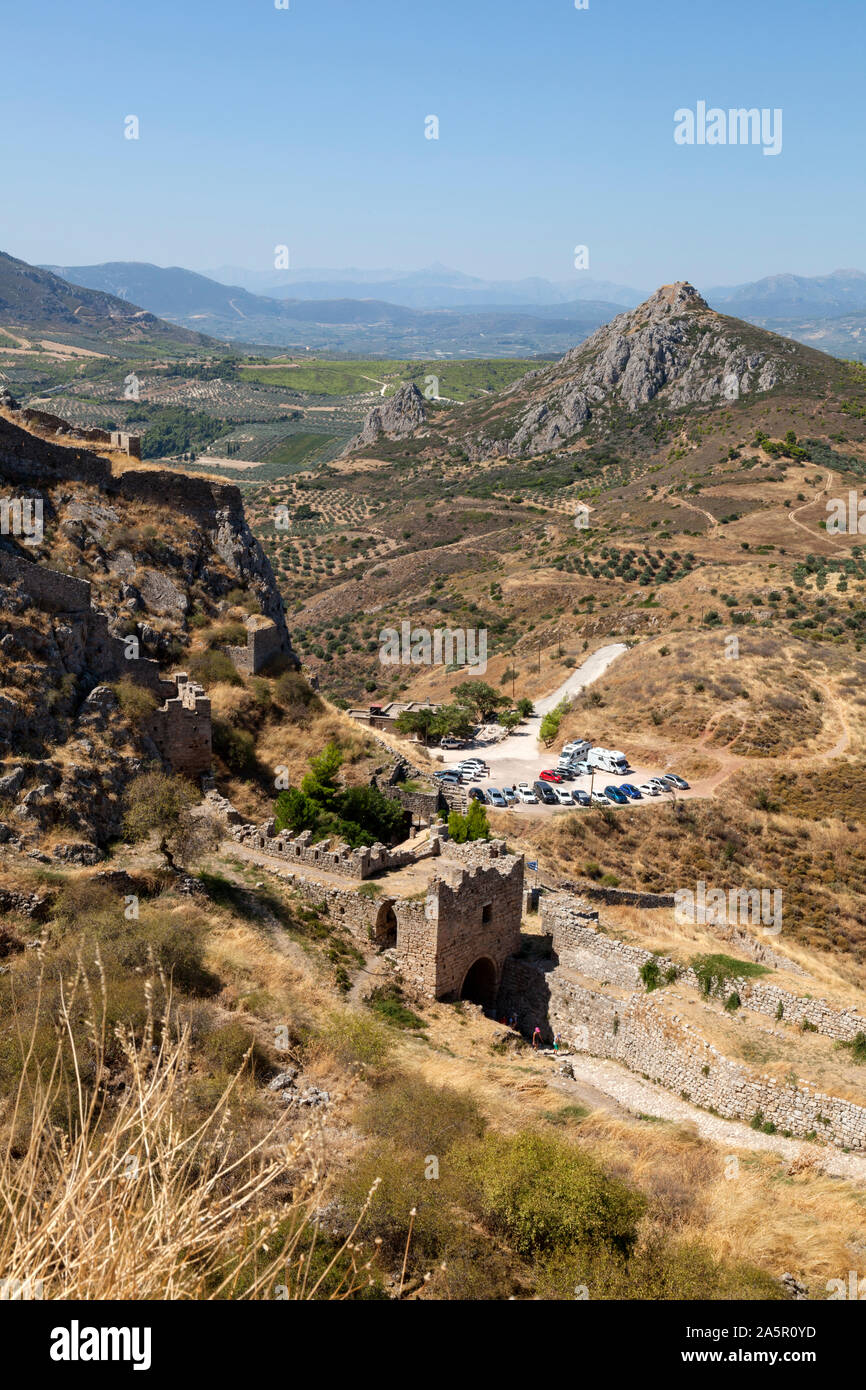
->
433, 642, 689, 812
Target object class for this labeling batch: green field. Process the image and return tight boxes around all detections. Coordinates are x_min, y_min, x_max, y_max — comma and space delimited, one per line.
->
262, 431, 339, 468
238, 356, 540, 401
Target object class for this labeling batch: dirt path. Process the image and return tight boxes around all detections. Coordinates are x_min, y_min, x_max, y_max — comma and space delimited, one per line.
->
549, 1052, 866, 1182
668, 492, 718, 532
787, 469, 852, 556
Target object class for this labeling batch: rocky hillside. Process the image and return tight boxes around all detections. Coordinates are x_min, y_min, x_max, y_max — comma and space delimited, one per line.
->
0, 250, 214, 347
352, 381, 428, 447
426, 282, 840, 461
0, 407, 298, 851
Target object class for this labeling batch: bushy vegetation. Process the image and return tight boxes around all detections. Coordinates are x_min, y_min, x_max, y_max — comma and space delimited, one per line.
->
274, 742, 405, 848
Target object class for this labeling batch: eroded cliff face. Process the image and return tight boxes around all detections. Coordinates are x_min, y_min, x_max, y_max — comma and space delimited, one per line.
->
0, 411, 298, 853
458, 282, 795, 460
0, 410, 296, 660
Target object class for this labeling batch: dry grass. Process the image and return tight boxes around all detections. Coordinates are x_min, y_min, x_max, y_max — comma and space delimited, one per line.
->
0, 967, 379, 1301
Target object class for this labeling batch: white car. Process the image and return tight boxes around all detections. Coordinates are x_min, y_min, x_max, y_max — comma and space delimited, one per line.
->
638, 782, 661, 797
516, 786, 538, 803
552, 786, 574, 805
591, 790, 609, 806
646, 778, 668, 794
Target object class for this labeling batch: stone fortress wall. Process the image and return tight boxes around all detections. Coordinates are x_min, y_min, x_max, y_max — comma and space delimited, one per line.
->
0, 548, 211, 777
497, 893, 866, 1150
11, 406, 142, 458
542, 895, 866, 1042
232, 823, 525, 1007
226, 616, 285, 675
0, 409, 297, 662
230, 817, 432, 880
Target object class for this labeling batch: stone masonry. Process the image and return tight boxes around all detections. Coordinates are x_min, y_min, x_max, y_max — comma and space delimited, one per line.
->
235, 829, 524, 1007
0, 550, 211, 778
543, 894, 866, 1042
226, 616, 285, 675
496, 892, 866, 1150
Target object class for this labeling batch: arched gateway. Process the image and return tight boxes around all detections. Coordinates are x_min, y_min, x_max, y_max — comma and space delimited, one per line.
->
460, 956, 498, 1010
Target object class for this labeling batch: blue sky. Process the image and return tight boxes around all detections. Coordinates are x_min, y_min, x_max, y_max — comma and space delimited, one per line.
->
1, 0, 863, 288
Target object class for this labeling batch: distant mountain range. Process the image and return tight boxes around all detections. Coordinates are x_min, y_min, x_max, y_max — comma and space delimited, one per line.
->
17, 256, 866, 362
705, 269, 866, 319
201, 262, 645, 309
39, 260, 627, 356
0, 251, 212, 350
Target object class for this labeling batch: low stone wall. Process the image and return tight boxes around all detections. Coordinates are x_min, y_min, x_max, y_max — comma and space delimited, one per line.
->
542, 972, 866, 1150
542, 895, 866, 1044
0, 549, 90, 614
562, 880, 675, 909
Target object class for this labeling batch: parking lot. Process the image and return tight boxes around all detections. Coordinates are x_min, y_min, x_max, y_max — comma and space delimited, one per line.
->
436, 751, 692, 815
430, 645, 696, 816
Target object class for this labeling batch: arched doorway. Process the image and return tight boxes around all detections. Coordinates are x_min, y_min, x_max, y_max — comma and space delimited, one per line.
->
460, 957, 497, 1011
373, 900, 398, 949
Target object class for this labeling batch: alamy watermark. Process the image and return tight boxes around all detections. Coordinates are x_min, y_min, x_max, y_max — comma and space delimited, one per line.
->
674, 102, 782, 156
0, 497, 43, 546
379, 621, 487, 673
674, 880, 782, 935
826, 491, 866, 534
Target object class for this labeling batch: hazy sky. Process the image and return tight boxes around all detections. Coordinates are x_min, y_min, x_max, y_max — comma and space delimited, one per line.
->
2, 0, 863, 288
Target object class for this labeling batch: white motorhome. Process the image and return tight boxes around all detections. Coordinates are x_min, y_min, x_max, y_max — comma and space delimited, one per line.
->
562, 739, 591, 759
587, 747, 630, 775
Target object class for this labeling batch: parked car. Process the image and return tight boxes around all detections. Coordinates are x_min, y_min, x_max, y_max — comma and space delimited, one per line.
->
468, 787, 487, 803
434, 770, 462, 783
661, 773, 690, 790
638, 782, 661, 796
573, 760, 593, 777
502, 786, 517, 804
590, 790, 609, 806
572, 789, 591, 807
604, 785, 629, 805
440, 737, 464, 749
552, 786, 574, 805
555, 765, 576, 780
533, 781, 558, 805
619, 783, 643, 800
539, 769, 563, 783
486, 787, 507, 807
516, 786, 538, 804
646, 777, 668, 793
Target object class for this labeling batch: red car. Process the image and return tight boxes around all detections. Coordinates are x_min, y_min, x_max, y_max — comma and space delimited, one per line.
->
539, 769, 563, 783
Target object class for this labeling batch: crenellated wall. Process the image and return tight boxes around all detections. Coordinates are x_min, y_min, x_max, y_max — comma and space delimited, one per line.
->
229, 820, 429, 879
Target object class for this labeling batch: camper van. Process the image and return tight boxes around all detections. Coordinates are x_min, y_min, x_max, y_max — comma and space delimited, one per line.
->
587, 747, 630, 775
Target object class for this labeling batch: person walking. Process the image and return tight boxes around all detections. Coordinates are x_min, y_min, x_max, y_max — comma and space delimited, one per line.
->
532, 1025, 542, 1050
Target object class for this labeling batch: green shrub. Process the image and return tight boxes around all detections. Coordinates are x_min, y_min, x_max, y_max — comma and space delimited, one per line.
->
111, 678, 157, 725
188, 649, 242, 687
640, 957, 662, 992
355, 1076, 485, 1155
453, 1131, 645, 1258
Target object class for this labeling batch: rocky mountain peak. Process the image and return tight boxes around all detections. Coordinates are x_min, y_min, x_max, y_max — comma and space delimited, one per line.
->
353, 382, 427, 448
460, 281, 793, 459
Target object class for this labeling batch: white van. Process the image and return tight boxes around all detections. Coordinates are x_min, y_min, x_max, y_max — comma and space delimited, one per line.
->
588, 747, 630, 775
562, 739, 590, 758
